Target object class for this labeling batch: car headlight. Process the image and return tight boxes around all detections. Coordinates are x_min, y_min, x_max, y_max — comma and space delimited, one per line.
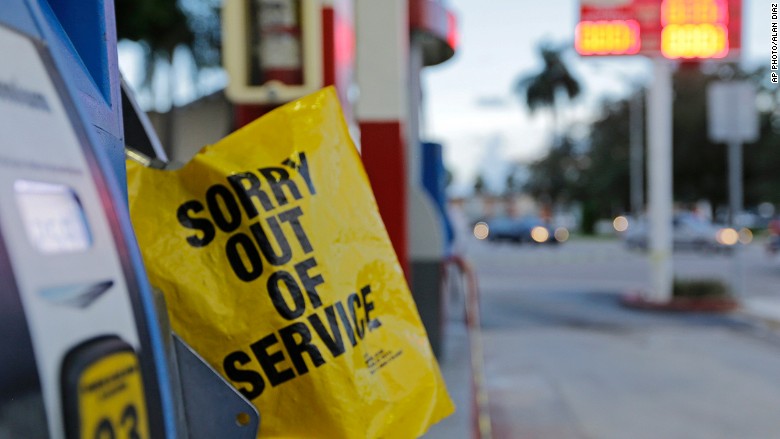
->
613, 216, 629, 232
554, 227, 569, 242
531, 226, 549, 243
738, 227, 753, 244
716, 227, 738, 246
473, 222, 489, 240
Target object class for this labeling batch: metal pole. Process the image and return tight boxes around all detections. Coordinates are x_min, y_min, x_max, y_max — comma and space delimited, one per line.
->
728, 140, 744, 296
647, 59, 674, 302
630, 90, 644, 216
728, 140, 743, 227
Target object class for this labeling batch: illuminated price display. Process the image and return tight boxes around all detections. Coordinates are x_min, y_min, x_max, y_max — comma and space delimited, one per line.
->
661, 0, 731, 59
663, 0, 727, 23
661, 23, 728, 58
576, 20, 641, 55
575, 0, 740, 59
576, 0, 662, 57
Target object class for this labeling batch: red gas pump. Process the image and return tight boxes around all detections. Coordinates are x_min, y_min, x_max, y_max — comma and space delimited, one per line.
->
222, 0, 354, 128
250, 0, 305, 86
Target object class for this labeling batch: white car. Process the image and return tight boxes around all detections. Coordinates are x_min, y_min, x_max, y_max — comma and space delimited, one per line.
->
624, 214, 736, 253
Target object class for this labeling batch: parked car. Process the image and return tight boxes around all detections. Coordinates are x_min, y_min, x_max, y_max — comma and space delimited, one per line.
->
476, 216, 567, 245
766, 217, 780, 255
767, 235, 780, 255
624, 214, 736, 253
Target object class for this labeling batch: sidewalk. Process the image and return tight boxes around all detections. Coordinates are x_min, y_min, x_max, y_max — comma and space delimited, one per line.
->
423, 317, 473, 439
420, 227, 780, 439
423, 280, 780, 439
740, 296, 780, 328
424, 256, 491, 439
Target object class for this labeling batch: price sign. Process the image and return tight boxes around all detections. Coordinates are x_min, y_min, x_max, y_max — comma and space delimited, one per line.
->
576, 0, 662, 56
576, 0, 741, 58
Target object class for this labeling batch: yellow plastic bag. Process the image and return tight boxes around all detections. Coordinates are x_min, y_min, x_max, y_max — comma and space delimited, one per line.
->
127, 87, 453, 438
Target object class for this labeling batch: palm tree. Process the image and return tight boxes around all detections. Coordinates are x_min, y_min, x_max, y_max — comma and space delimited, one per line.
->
116, 0, 221, 149
473, 175, 486, 195
514, 42, 581, 146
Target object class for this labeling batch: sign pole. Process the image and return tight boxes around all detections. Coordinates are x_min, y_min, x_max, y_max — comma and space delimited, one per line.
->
707, 80, 759, 298
647, 58, 674, 302
728, 140, 743, 227
630, 89, 644, 216
728, 139, 745, 296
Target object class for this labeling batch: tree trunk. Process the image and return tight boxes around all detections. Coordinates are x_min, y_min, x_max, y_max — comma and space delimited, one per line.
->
551, 102, 560, 148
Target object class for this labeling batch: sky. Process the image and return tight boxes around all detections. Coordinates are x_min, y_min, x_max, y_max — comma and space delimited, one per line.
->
119, 0, 774, 195
422, 0, 774, 194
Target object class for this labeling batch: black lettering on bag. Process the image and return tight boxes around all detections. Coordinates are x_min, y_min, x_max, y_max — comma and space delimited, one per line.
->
249, 218, 292, 266
348, 293, 365, 339
226, 233, 263, 282
176, 200, 215, 247
308, 305, 346, 358
294, 258, 324, 309
335, 301, 358, 347
279, 322, 325, 375
267, 271, 306, 319
259, 167, 302, 206
361, 285, 381, 331
250, 333, 295, 387
206, 184, 242, 232
282, 152, 316, 195
278, 207, 313, 253
227, 172, 274, 219
223, 351, 265, 400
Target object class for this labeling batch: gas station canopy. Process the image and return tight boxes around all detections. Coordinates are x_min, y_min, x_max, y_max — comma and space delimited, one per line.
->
409, 0, 458, 66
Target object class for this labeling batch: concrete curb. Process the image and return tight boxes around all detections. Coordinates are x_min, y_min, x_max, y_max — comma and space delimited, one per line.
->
620, 293, 780, 330
447, 255, 493, 439
738, 298, 780, 329
620, 292, 739, 313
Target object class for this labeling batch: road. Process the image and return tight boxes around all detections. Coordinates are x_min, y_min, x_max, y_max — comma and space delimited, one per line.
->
470, 237, 780, 299
465, 237, 780, 439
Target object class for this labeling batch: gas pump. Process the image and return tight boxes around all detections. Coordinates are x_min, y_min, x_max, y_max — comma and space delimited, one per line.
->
0, 4, 174, 436
0, 1, 258, 438
222, 0, 356, 128
223, 0, 324, 107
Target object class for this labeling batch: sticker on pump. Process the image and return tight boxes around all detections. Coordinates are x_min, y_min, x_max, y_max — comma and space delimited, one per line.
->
61, 338, 149, 439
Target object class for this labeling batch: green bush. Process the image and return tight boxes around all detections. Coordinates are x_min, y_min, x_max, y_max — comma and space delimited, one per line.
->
673, 279, 731, 299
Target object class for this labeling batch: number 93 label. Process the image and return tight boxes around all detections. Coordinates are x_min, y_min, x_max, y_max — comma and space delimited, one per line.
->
67, 344, 149, 439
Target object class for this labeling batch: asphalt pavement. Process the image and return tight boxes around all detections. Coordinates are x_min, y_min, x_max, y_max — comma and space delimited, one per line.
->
425, 236, 780, 439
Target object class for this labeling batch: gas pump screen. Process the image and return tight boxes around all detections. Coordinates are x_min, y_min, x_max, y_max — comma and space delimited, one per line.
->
14, 180, 92, 253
